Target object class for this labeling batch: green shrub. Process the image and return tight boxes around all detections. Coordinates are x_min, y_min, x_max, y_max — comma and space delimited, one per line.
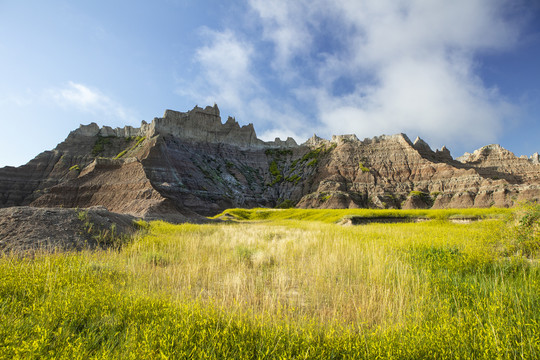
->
92, 136, 115, 157
115, 136, 146, 159
265, 148, 293, 157
301, 148, 321, 162
77, 210, 88, 222
359, 162, 369, 173
268, 160, 283, 185
134, 136, 146, 146
269, 175, 283, 186
409, 191, 433, 205
235, 245, 255, 266
285, 174, 302, 184
505, 202, 540, 257
276, 199, 295, 209
269, 160, 280, 177
134, 219, 150, 231
319, 193, 331, 202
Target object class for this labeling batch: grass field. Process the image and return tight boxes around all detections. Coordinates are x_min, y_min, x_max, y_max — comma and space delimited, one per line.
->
1, 206, 539, 359
210, 207, 511, 222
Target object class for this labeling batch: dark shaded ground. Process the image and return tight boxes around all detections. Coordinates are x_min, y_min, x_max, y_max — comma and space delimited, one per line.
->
0, 206, 138, 253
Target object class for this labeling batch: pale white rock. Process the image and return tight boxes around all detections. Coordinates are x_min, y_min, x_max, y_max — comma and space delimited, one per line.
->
531, 152, 539, 164
413, 136, 432, 152
303, 134, 330, 148
331, 134, 359, 144
68, 104, 299, 148
73, 123, 100, 137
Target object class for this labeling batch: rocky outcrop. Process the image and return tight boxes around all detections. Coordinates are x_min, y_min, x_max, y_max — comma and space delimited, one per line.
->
151, 106, 260, 147
29, 157, 196, 221
0, 104, 539, 220
69, 104, 298, 149
531, 152, 540, 165
295, 134, 539, 209
0, 206, 137, 252
457, 144, 540, 184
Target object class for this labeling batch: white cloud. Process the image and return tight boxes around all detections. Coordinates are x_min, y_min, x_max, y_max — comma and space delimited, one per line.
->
248, 0, 316, 71
246, 0, 522, 150
338, 0, 518, 68
313, 54, 513, 146
245, 98, 309, 143
179, 29, 257, 111
179, 27, 311, 142
181, 0, 526, 152
48, 81, 135, 121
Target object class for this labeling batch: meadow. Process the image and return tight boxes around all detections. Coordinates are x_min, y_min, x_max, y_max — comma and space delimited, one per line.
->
1, 206, 539, 359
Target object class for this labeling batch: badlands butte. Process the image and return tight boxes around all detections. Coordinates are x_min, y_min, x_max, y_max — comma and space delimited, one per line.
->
1, 104, 539, 227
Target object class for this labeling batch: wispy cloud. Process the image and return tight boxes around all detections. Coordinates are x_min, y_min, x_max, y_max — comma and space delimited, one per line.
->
182, 0, 526, 151
48, 81, 136, 121
248, 0, 316, 72
190, 28, 257, 110
251, 0, 521, 149
0, 93, 34, 107
178, 28, 310, 142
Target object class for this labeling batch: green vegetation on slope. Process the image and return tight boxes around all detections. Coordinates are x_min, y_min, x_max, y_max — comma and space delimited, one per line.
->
358, 162, 370, 173
265, 148, 294, 186
211, 207, 511, 223
92, 135, 115, 157
114, 136, 146, 159
1, 205, 539, 359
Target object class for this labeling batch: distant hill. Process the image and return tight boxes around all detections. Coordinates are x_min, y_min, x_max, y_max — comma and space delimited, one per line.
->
1, 104, 538, 221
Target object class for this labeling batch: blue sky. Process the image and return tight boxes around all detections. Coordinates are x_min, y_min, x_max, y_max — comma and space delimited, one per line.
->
1, 0, 539, 167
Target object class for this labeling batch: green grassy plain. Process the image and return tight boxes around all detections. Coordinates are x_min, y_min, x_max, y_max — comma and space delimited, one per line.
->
1, 206, 539, 359
211, 207, 511, 222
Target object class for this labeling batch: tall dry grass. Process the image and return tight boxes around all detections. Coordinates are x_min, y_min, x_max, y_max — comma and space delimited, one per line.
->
125, 219, 503, 329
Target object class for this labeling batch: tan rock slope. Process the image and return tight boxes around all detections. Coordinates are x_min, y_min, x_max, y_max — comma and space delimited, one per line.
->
0, 104, 538, 220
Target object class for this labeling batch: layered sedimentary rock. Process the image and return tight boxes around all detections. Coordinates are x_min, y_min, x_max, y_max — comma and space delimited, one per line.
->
70, 104, 297, 148
457, 144, 540, 183
1, 104, 538, 220
295, 134, 539, 209
30, 157, 203, 222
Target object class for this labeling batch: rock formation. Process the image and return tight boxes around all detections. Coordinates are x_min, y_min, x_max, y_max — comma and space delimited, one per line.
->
0, 104, 538, 221
295, 134, 539, 209
0, 206, 137, 252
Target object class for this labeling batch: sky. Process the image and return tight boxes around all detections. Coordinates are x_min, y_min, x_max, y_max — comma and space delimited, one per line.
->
1, 0, 539, 167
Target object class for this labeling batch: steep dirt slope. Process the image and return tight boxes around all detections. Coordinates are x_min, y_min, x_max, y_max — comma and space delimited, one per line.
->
0, 128, 147, 207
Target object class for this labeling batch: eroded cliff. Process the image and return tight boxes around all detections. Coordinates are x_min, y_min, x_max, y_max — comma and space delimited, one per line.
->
1, 104, 538, 220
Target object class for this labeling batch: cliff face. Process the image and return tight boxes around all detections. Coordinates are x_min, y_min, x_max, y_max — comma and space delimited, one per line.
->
0, 104, 538, 220
295, 134, 539, 209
